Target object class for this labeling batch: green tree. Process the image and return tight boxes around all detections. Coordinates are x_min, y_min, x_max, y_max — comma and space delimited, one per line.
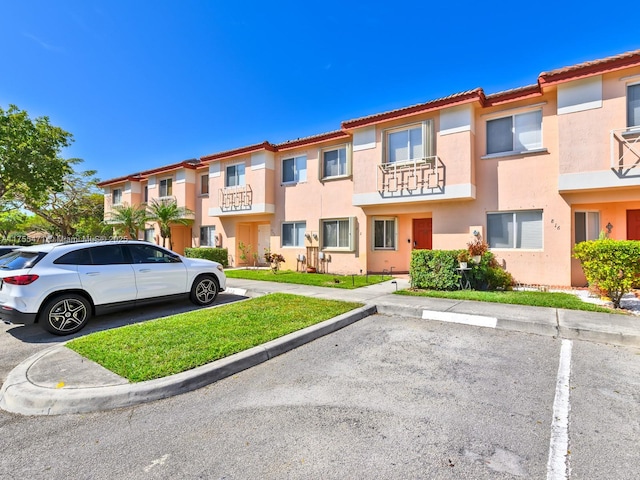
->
0, 209, 26, 239
146, 198, 193, 249
20, 159, 105, 238
0, 104, 73, 203
106, 203, 148, 239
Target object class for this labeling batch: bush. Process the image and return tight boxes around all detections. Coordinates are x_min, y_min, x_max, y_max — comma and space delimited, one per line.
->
574, 239, 640, 308
184, 247, 229, 267
410, 250, 460, 290
411, 249, 514, 291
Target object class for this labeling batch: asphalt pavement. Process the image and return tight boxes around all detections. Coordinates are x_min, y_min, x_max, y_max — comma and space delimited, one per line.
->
1, 277, 639, 416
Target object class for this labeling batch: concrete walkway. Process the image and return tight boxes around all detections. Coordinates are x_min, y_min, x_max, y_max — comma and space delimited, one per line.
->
1, 277, 639, 416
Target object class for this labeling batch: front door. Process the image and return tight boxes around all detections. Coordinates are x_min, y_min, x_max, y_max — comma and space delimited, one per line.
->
412, 218, 432, 249
627, 210, 640, 240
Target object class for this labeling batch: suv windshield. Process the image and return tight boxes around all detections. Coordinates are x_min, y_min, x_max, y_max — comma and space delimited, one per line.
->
0, 251, 46, 270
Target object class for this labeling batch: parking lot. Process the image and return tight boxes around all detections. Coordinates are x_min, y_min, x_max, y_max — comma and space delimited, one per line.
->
1, 304, 639, 479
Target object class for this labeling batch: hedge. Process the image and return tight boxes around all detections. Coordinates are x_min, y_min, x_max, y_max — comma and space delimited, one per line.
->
410, 249, 514, 291
184, 247, 229, 267
574, 239, 640, 308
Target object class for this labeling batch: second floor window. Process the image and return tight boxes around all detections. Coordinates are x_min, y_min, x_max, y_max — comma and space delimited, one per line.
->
226, 164, 245, 188
112, 188, 122, 205
486, 110, 542, 155
386, 120, 434, 164
628, 84, 640, 128
282, 155, 307, 184
159, 178, 172, 197
322, 147, 348, 178
200, 174, 209, 195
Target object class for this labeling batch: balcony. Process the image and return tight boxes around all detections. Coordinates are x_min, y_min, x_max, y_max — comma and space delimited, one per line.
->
219, 185, 253, 212
377, 156, 444, 196
611, 127, 640, 177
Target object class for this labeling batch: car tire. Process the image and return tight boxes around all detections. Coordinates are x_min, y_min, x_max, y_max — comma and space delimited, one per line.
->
190, 275, 219, 306
40, 294, 92, 335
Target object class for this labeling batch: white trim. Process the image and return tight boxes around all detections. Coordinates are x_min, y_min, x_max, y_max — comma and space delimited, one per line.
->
558, 170, 640, 192
440, 104, 473, 136
352, 183, 476, 206
557, 76, 602, 115
353, 126, 376, 151
208, 203, 276, 216
481, 148, 548, 160
251, 151, 275, 170
481, 102, 547, 118
209, 163, 221, 178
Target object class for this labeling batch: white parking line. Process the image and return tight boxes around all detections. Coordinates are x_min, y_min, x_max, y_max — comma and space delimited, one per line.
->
547, 339, 572, 480
421, 310, 498, 329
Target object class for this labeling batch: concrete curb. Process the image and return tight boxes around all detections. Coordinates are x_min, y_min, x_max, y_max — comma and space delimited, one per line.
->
0, 305, 376, 416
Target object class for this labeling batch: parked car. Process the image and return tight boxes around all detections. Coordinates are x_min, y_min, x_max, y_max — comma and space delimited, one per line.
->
0, 245, 21, 258
0, 241, 226, 335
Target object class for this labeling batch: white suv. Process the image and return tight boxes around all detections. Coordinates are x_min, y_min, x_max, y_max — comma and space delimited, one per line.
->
0, 241, 226, 335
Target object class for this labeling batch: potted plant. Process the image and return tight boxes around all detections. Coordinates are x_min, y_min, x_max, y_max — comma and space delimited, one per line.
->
467, 238, 488, 263
457, 250, 470, 269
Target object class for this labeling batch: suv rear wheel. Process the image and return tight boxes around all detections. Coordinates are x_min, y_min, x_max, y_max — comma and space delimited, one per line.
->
40, 294, 91, 335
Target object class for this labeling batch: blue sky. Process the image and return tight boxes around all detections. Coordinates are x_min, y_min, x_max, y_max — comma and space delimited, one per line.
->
1, 1, 638, 182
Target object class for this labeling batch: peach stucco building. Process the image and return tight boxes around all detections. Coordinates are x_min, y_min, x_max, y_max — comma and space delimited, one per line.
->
98, 50, 640, 287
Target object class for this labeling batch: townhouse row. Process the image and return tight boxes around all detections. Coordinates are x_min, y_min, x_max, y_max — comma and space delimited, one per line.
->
99, 49, 640, 287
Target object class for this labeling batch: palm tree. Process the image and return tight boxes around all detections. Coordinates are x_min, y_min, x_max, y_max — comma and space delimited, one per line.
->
146, 198, 193, 249
106, 203, 147, 239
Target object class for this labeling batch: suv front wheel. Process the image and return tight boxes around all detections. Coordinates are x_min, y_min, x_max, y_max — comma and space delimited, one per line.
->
190, 275, 219, 306
40, 294, 92, 335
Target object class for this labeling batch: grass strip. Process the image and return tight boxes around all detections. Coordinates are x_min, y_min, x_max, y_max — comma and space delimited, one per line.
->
396, 289, 618, 313
225, 268, 388, 289
67, 294, 362, 382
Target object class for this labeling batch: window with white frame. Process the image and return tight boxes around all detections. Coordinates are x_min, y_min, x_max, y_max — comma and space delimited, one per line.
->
487, 210, 543, 249
321, 218, 354, 250
200, 174, 209, 195
200, 226, 216, 247
322, 146, 348, 179
373, 218, 397, 250
574, 211, 600, 244
282, 155, 307, 184
226, 164, 245, 188
159, 178, 173, 197
385, 121, 434, 164
628, 83, 640, 128
282, 221, 306, 247
486, 110, 542, 155
112, 188, 122, 205
144, 228, 155, 243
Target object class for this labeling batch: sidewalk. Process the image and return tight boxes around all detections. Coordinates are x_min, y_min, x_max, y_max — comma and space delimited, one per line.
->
2, 278, 639, 416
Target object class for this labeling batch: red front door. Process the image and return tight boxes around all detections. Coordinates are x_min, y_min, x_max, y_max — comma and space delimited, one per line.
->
413, 218, 432, 249
627, 210, 640, 240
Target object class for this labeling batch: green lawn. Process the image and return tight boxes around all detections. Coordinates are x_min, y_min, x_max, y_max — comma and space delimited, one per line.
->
396, 288, 617, 313
225, 268, 389, 289
67, 294, 362, 382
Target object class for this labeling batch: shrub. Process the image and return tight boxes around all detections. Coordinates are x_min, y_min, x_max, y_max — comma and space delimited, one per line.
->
411, 249, 514, 291
184, 247, 229, 267
410, 250, 460, 290
574, 239, 640, 308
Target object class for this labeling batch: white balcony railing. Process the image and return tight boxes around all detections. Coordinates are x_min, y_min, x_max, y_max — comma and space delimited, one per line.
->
377, 156, 443, 195
219, 185, 253, 211
610, 127, 640, 176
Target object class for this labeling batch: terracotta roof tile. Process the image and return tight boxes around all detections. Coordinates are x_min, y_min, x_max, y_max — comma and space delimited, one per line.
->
200, 141, 277, 162
341, 88, 485, 129
539, 49, 640, 85
275, 130, 350, 150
